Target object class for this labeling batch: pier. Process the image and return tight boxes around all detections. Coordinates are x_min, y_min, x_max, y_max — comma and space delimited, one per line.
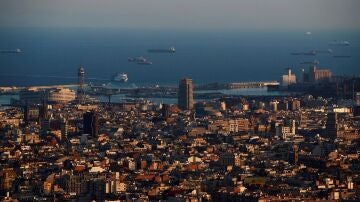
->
195, 81, 280, 91
227, 81, 280, 89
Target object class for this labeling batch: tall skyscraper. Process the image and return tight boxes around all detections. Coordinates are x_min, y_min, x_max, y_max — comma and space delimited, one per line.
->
290, 99, 301, 111
289, 145, 299, 165
83, 111, 99, 137
178, 78, 194, 110
39, 100, 48, 121
355, 92, 360, 106
326, 112, 338, 139
280, 68, 296, 86
353, 92, 360, 117
61, 118, 68, 139
269, 100, 278, 111
301, 68, 305, 83
77, 66, 85, 104
39, 101, 50, 135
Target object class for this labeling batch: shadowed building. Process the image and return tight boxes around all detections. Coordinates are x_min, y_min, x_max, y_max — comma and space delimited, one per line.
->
178, 78, 194, 110
19, 89, 48, 105
24, 105, 40, 125
161, 104, 172, 118
289, 145, 299, 165
326, 112, 338, 139
356, 92, 360, 106
354, 92, 360, 116
83, 111, 99, 137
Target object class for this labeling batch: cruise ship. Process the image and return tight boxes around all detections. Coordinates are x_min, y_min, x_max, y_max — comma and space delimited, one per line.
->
148, 46, 176, 53
113, 73, 128, 82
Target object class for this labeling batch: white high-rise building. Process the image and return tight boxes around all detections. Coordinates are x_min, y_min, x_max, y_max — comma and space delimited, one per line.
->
281, 68, 297, 86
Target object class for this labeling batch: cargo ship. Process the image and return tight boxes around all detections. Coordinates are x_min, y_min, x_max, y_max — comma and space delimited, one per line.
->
137, 61, 153, 65
303, 50, 316, 56
148, 46, 176, 53
300, 60, 319, 65
329, 40, 350, 46
128, 56, 147, 62
0, 48, 22, 53
128, 56, 153, 65
333, 55, 351, 58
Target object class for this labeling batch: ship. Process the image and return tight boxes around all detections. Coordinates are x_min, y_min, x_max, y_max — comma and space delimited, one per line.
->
316, 49, 333, 53
137, 61, 152, 65
128, 56, 153, 65
300, 60, 319, 65
0, 48, 22, 53
128, 56, 147, 62
333, 55, 351, 58
148, 46, 176, 53
303, 50, 316, 56
113, 73, 128, 82
291, 50, 318, 56
329, 40, 350, 46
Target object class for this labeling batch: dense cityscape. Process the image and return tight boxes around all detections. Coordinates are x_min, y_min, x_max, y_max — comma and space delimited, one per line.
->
1, 1, 360, 202
0, 63, 360, 201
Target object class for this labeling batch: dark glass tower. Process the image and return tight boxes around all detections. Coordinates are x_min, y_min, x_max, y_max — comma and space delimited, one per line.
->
178, 78, 194, 110
326, 112, 338, 139
83, 111, 99, 137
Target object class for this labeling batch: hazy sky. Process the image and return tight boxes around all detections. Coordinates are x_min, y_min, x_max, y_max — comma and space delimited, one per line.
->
0, 0, 359, 30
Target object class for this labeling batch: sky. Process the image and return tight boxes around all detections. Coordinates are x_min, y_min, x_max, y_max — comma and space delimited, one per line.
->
0, 0, 359, 30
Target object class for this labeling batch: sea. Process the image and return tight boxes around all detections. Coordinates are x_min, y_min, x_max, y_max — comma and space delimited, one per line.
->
0, 28, 359, 104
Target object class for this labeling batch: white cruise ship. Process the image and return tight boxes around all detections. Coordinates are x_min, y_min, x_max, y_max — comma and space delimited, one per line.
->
113, 73, 128, 82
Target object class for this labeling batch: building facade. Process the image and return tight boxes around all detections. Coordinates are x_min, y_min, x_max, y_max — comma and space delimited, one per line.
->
309, 66, 332, 83
48, 88, 76, 104
19, 88, 76, 105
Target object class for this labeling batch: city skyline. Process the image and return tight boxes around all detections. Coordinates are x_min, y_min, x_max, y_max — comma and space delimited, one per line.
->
1, 1, 360, 201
